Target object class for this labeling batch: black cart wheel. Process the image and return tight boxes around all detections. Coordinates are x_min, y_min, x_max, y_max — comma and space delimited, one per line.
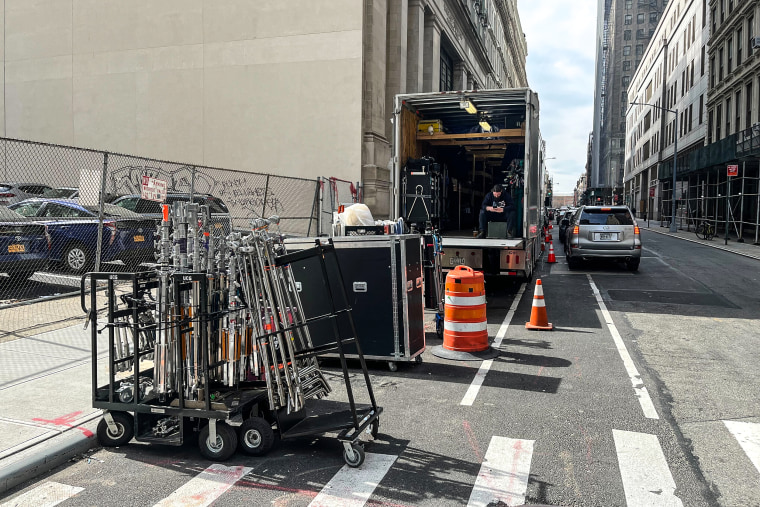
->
370, 418, 379, 439
344, 443, 365, 468
238, 417, 275, 456
415, 355, 423, 364
388, 361, 397, 372
198, 422, 238, 461
96, 412, 134, 447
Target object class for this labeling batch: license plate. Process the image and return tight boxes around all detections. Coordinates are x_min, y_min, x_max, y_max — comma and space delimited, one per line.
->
133, 235, 145, 242
595, 232, 616, 241
8, 244, 24, 253
450, 256, 466, 266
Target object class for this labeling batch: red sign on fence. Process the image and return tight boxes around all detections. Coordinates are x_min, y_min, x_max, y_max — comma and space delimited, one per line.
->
727, 164, 739, 177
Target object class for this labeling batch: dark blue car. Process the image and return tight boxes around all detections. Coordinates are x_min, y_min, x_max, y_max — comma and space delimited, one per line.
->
0, 207, 50, 282
9, 199, 155, 273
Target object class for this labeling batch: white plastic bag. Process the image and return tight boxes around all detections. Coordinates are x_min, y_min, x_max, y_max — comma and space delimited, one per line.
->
338, 204, 375, 226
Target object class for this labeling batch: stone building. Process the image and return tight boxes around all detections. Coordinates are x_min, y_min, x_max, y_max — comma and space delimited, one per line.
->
0, 0, 527, 219
625, 0, 709, 219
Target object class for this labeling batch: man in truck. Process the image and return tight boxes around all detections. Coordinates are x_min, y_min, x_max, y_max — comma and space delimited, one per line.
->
477, 184, 516, 239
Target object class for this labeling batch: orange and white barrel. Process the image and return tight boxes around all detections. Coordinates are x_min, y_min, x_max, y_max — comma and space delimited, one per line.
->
443, 265, 488, 352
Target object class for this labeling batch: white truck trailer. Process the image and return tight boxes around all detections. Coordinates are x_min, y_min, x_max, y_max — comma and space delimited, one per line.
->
391, 88, 545, 279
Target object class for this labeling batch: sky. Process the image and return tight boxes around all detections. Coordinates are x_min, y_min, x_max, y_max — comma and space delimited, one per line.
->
518, 0, 598, 196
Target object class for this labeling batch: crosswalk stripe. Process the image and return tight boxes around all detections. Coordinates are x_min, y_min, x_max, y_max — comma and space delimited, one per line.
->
613, 429, 683, 506
467, 436, 534, 507
460, 283, 526, 406
308, 453, 397, 507
153, 464, 252, 507
723, 420, 760, 475
0, 481, 84, 507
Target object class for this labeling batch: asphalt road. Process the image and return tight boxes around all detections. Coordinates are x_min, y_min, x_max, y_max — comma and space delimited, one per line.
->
2, 230, 759, 506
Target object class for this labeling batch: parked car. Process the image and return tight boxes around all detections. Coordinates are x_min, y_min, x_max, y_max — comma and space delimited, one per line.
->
9, 199, 155, 273
558, 208, 578, 244
42, 187, 120, 203
565, 205, 641, 271
0, 207, 50, 282
112, 193, 232, 235
0, 183, 54, 206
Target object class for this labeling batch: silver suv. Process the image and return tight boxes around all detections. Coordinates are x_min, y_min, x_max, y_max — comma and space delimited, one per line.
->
565, 205, 641, 271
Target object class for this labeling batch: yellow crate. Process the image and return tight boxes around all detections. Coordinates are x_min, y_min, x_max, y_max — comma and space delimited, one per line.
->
418, 120, 444, 133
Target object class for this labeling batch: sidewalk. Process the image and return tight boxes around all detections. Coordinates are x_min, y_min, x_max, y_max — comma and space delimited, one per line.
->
637, 219, 760, 261
2, 225, 760, 497
0, 325, 102, 495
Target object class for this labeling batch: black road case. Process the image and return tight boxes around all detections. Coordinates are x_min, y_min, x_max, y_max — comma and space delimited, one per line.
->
284, 235, 425, 371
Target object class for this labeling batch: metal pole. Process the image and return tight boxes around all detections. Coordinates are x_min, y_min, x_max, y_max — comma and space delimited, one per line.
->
94, 153, 109, 271
739, 161, 745, 242
725, 173, 730, 245
670, 109, 678, 232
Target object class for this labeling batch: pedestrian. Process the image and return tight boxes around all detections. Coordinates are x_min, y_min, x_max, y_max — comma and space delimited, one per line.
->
477, 184, 516, 238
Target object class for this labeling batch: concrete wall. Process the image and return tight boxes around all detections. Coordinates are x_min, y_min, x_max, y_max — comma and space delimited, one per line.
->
1, 0, 363, 182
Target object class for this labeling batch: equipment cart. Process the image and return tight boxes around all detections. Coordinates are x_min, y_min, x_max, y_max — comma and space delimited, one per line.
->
82, 231, 382, 467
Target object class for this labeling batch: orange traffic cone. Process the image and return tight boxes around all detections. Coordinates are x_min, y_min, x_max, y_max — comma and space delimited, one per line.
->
547, 242, 556, 263
545, 232, 552, 242
525, 279, 553, 330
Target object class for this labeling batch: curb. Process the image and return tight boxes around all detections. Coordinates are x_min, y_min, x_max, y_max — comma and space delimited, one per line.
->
643, 227, 760, 261
0, 433, 96, 496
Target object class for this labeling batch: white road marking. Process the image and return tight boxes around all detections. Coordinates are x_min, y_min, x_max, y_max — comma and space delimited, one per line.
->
154, 464, 252, 507
613, 429, 683, 506
723, 420, 760, 475
460, 283, 526, 406
308, 453, 397, 507
0, 481, 84, 507
587, 275, 659, 419
467, 436, 534, 507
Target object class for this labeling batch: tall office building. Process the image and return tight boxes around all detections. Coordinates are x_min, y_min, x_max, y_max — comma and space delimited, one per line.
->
592, 0, 665, 202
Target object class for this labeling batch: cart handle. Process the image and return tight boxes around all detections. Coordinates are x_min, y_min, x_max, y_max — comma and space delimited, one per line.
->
80, 273, 92, 314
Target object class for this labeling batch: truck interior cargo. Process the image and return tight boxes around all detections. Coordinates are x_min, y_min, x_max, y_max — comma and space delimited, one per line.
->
395, 89, 541, 240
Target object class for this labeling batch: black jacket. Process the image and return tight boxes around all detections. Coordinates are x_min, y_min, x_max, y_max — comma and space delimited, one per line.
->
481, 191, 514, 212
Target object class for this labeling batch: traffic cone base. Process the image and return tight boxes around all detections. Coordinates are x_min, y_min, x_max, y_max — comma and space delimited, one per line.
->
526, 278, 553, 330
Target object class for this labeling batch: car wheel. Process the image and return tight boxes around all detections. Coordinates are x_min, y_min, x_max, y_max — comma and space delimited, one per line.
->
626, 258, 640, 272
64, 243, 92, 273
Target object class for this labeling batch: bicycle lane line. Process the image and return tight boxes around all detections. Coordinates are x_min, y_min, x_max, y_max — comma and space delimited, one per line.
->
587, 274, 659, 419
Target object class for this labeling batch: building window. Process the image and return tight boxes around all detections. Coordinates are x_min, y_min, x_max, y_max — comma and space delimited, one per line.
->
637, 13, 645, 24
626, 0, 632, 8
727, 37, 733, 73
719, 47, 724, 81
636, 44, 644, 56
716, 105, 722, 139
729, 0, 733, 13
712, 8, 716, 34
625, 14, 632, 25
623, 60, 632, 71
710, 56, 715, 86
749, 17, 755, 52
737, 28, 743, 65
637, 28, 646, 39
701, 46, 705, 76
623, 75, 631, 87
624, 30, 632, 40
736, 91, 741, 132
650, 12, 658, 23
708, 109, 713, 143
689, 104, 693, 132
747, 83, 753, 130
699, 94, 704, 124
623, 45, 632, 56
726, 98, 731, 135
440, 49, 453, 91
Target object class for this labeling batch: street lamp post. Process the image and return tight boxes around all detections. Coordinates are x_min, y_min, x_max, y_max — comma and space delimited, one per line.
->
631, 102, 678, 232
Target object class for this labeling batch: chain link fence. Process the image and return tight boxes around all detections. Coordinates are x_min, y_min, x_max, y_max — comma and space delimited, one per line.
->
0, 137, 336, 349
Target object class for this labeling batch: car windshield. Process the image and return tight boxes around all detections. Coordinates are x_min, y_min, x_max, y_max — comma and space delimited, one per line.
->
0, 185, 12, 192
9, 201, 44, 217
580, 208, 634, 225
0, 207, 30, 221
43, 188, 77, 198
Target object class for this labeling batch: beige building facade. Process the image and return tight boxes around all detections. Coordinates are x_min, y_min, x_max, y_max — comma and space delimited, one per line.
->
0, 0, 526, 218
